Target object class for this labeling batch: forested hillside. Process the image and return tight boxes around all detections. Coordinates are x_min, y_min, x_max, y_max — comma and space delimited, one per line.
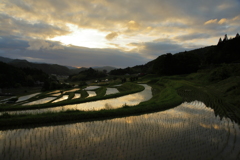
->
0, 62, 48, 88
110, 34, 240, 76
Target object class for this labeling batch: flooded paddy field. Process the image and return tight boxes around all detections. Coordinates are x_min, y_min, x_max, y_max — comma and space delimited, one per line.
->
86, 91, 96, 98
22, 97, 57, 106
72, 93, 81, 99
16, 93, 41, 103
52, 95, 69, 103
105, 88, 119, 95
0, 101, 239, 160
2, 84, 151, 115
65, 88, 81, 92
84, 86, 101, 90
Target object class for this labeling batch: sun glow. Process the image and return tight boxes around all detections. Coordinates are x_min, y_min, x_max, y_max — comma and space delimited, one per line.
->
49, 24, 156, 51
50, 24, 111, 49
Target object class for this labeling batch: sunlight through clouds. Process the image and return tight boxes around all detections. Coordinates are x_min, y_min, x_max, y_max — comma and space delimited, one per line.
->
0, 0, 240, 67
50, 24, 111, 48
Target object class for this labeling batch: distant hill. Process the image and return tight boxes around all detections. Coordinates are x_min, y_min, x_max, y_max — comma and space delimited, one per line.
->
68, 67, 106, 81
0, 61, 49, 88
9, 59, 71, 75
65, 66, 77, 69
0, 56, 117, 75
0, 56, 87, 75
0, 56, 13, 63
93, 66, 117, 73
69, 67, 88, 75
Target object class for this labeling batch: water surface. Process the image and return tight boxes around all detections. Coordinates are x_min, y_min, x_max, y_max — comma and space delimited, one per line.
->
5, 84, 151, 114
51, 93, 62, 96
52, 95, 69, 103
84, 86, 100, 90
105, 88, 119, 95
72, 93, 81, 99
47, 90, 61, 94
16, 93, 41, 102
86, 91, 96, 98
65, 88, 80, 92
0, 101, 239, 160
23, 97, 56, 106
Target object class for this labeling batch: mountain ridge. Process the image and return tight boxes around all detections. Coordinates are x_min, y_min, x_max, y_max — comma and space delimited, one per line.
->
0, 56, 117, 75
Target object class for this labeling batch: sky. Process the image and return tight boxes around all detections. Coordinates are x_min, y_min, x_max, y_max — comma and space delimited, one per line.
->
0, 0, 240, 68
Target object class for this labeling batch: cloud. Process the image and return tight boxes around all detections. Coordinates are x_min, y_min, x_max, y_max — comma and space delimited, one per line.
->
218, 18, 228, 24
174, 33, 211, 41
2, 1, 239, 40
105, 32, 119, 40
0, 37, 148, 67
0, 36, 29, 50
1, 0, 240, 67
0, 13, 70, 39
233, 15, 240, 21
127, 21, 141, 30
204, 18, 228, 25
128, 38, 198, 59
204, 19, 218, 25
27, 39, 64, 50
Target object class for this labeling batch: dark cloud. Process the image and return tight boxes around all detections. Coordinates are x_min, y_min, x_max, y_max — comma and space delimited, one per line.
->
129, 39, 188, 59
0, 37, 148, 68
129, 38, 204, 60
27, 39, 64, 50
0, 13, 70, 39
0, 36, 29, 50
175, 33, 211, 41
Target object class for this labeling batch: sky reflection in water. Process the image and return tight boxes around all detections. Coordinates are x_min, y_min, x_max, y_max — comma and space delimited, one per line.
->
0, 101, 239, 160
84, 86, 100, 90
72, 93, 81, 99
5, 84, 151, 115
105, 88, 119, 95
52, 95, 69, 103
16, 93, 41, 102
22, 97, 56, 106
86, 91, 97, 98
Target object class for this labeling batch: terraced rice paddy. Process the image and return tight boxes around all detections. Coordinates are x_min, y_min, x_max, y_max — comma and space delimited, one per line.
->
17, 86, 118, 106
105, 88, 119, 95
84, 86, 100, 90
0, 101, 239, 160
16, 93, 41, 102
65, 88, 80, 92
2, 84, 152, 115
51, 93, 62, 96
0, 97, 17, 104
86, 91, 96, 98
47, 90, 62, 94
52, 95, 69, 103
72, 93, 81, 99
22, 97, 56, 106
